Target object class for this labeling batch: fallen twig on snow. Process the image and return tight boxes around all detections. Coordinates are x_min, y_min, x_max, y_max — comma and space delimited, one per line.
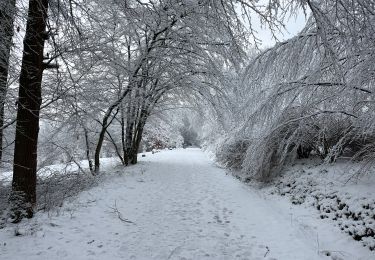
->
108, 200, 135, 224
264, 246, 270, 257
167, 245, 183, 259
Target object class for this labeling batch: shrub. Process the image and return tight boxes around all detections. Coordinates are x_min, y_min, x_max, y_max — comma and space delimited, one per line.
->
216, 138, 250, 170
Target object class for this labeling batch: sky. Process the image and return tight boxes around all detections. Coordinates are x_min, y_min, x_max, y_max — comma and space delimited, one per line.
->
257, 14, 308, 48
247, 4, 310, 49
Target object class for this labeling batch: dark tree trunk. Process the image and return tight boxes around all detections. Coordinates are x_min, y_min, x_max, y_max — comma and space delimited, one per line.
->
120, 103, 127, 165
124, 90, 135, 165
130, 122, 145, 165
130, 106, 150, 165
9, 0, 49, 222
94, 102, 124, 173
125, 95, 135, 165
105, 129, 124, 164
0, 0, 16, 163
83, 126, 94, 174
94, 115, 115, 174
94, 127, 106, 173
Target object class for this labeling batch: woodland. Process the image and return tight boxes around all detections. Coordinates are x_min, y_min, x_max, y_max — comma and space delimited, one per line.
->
0, 0, 374, 237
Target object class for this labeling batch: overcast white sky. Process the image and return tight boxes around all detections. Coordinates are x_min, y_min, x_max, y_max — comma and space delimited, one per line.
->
258, 15, 308, 48
249, 6, 309, 49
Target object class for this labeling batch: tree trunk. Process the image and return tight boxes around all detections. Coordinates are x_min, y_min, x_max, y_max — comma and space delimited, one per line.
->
94, 127, 106, 173
120, 102, 127, 165
130, 106, 150, 165
105, 129, 124, 164
130, 122, 145, 165
125, 90, 135, 165
94, 106, 121, 173
83, 125, 94, 174
0, 0, 16, 163
9, 0, 49, 222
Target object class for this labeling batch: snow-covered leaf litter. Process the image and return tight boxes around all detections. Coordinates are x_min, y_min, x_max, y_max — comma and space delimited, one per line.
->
0, 149, 373, 259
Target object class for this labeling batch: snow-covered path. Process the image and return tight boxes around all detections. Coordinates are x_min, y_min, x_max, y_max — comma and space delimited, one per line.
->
0, 149, 372, 259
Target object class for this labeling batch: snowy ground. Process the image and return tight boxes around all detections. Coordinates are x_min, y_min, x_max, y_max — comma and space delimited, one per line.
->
0, 149, 373, 259
263, 159, 375, 251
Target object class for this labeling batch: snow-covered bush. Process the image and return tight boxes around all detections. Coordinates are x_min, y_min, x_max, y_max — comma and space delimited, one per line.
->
216, 137, 250, 170
241, 110, 374, 181
241, 107, 313, 181
201, 0, 375, 182
37, 172, 97, 212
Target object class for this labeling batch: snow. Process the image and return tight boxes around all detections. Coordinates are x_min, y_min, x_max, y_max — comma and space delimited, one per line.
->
261, 159, 375, 251
0, 157, 121, 183
0, 148, 373, 259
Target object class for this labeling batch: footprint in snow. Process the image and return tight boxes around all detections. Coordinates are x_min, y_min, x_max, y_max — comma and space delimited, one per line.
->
214, 215, 223, 224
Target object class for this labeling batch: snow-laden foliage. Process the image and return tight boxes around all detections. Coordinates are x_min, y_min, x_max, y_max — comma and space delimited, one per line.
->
205, 0, 375, 181
1, 0, 374, 221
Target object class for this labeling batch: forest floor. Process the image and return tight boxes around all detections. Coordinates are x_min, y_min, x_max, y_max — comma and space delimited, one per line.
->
0, 148, 374, 259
